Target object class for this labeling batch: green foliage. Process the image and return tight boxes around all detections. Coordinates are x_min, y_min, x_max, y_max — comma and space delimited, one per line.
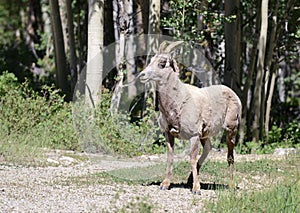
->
0, 0, 24, 46
0, 71, 18, 95
161, 0, 226, 50
73, 89, 165, 156
238, 121, 300, 154
0, 72, 79, 163
266, 122, 300, 148
0, 42, 36, 84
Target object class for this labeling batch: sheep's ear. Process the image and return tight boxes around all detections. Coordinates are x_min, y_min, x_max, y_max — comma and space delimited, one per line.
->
165, 58, 170, 67
171, 59, 180, 73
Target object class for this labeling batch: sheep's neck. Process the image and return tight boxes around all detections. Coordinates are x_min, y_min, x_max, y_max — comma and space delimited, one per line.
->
157, 72, 184, 131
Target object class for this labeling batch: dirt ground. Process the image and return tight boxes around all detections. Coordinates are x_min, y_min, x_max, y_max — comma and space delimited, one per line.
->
0, 150, 289, 212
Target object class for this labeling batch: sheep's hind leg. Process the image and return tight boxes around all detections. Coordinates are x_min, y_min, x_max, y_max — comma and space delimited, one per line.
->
226, 128, 236, 189
186, 136, 205, 194
160, 131, 175, 190
198, 138, 212, 169
187, 138, 211, 194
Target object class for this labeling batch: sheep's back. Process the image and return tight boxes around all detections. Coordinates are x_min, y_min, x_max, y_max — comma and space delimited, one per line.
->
182, 84, 239, 137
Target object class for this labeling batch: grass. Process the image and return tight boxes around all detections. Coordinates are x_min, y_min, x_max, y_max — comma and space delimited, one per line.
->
57, 153, 299, 212
205, 179, 300, 213
61, 154, 299, 186
58, 163, 166, 186
0, 140, 44, 166
204, 154, 300, 212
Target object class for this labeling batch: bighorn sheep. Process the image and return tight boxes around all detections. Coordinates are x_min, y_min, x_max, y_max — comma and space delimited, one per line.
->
139, 41, 242, 194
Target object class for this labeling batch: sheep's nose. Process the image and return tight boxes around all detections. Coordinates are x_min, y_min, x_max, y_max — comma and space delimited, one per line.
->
138, 72, 149, 83
139, 72, 145, 78
138, 72, 147, 79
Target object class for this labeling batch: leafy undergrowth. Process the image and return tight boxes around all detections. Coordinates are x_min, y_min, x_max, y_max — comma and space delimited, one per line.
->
0, 72, 163, 165
0, 72, 78, 165
1, 72, 299, 166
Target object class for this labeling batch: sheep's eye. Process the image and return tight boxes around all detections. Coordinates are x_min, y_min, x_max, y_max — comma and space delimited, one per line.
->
158, 58, 167, 69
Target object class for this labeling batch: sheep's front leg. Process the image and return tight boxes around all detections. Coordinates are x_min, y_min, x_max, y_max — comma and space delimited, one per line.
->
189, 136, 201, 194
226, 128, 236, 189
160, 131, 174, 190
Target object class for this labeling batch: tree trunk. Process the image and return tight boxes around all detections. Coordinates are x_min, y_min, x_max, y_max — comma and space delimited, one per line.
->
126, 0, 137, 99
113, 0, 120, 41
144, 0, 160, 114
49, 0, 69, 99
136, 1, 146, 69
139, 0, 149, 34
252, 0, 268, 142
263, 1, 279, 136
42, 0, 51, 34
104, 0, 115, 45
110, 0, 128, 113
58, 0, 68, 54
75, 0, 88, 73
85, 0, 104, 107
66, 0, 78, 96
241, 1, 261, 142
224, 0, 241, 96
26, 0, 42, 59
147, 0, 160, 58
265, 66, 277, 138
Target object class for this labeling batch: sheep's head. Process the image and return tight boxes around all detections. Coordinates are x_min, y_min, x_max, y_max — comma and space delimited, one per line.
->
139, 41, 183, 84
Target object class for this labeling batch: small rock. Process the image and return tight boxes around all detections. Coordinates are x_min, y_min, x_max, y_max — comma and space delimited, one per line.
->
212, 148, 225, 152
273, 148, 296, 156
140, 155, 148, 160
59, 156, 76, 165
47, 158, 59, 165
148, 155, 159, 161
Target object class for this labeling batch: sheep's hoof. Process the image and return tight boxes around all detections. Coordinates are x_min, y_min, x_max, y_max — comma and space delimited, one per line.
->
192, 190, 201, 195
192, 183, 201, 195
160, 180, 170, 190
228, 180, 235, 190
160, 185, 169, 190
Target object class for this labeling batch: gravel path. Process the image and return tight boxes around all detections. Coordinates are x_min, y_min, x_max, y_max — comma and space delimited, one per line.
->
0, 150, 287, 212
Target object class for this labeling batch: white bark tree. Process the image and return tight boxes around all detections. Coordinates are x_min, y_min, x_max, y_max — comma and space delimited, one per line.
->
252, 0, 268, 141
147, 0, 160, 58
126, 0, 137, 99
110, 0, 127, 113
264, 2, 279, 137
85, 0, 104, 107
142, 0, 160, 116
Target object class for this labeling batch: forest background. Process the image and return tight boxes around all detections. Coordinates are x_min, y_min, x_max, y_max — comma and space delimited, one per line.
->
0, 0, 299, 161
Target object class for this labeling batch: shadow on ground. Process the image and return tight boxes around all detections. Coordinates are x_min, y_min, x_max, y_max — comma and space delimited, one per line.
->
146, 181, 231, 191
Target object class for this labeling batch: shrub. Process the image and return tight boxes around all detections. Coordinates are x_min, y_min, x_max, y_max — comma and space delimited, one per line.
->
73, 89, 165, 156
0, 72, 79, 159
1, 71, 164, 161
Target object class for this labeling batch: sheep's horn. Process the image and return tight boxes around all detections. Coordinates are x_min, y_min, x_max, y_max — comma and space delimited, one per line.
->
164, 41, 184, 53
158, 41, 168, 53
